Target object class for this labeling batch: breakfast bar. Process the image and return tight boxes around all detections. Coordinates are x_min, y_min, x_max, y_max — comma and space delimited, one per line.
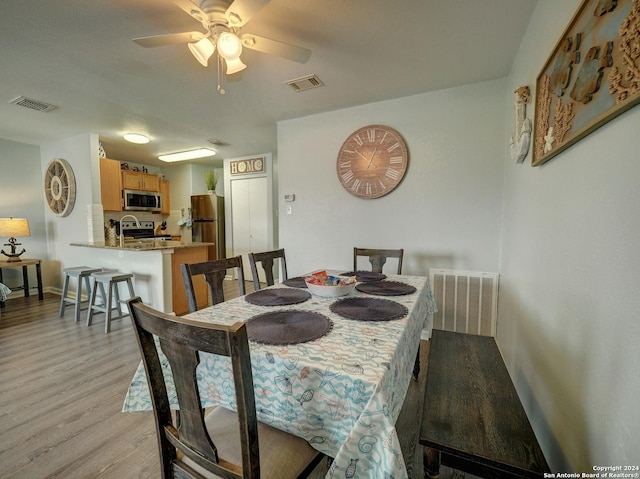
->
70, 240, 214, 315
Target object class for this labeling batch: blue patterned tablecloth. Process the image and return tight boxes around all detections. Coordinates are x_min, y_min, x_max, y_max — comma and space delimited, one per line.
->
123, 274, 436, 479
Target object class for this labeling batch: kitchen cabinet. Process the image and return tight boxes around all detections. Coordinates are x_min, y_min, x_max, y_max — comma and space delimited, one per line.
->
100, 158, 123, 212
122, 170, 160, 192
171, 245, 208, 315
101, 159, 169, 212
160, 180, 170, 214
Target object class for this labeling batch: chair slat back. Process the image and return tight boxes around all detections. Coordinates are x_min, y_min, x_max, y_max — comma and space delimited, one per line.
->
248, 249, 287, 290
127, 297, 258, 479
353, 247, 404, 274
182, 256, 246, 313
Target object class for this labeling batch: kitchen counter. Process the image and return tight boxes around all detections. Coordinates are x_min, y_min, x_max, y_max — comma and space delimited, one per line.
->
70, 240, 213, 251
70, 241, 214, 314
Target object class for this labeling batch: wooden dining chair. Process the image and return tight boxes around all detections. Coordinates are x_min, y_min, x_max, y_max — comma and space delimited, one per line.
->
126, 297, 325, 479
353, 247, 404, 274
181, 256, 245, 313
248, 249, 288, 291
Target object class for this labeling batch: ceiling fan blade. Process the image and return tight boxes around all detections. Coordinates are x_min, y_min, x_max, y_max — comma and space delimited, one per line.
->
240, 33, 311, 63
133, 31, 206, 48
225, 0, 270, 27
174, 0, 209, 24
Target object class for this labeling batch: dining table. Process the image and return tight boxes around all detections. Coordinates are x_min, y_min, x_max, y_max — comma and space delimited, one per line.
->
123, 270, 437, 479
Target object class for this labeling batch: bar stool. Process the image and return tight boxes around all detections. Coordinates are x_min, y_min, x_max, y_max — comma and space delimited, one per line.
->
86, 271, 135, 333
59, 266, 103, 323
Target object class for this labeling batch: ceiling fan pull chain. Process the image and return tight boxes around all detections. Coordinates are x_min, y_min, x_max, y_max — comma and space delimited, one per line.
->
217, 54, 226, 95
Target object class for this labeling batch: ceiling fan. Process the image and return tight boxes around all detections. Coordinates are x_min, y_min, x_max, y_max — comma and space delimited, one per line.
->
133, 0, 311, 84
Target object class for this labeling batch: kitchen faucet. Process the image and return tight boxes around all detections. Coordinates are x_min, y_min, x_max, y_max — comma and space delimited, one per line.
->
119, 214, 141, 248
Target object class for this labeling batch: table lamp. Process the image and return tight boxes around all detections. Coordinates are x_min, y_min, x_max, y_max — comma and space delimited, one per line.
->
0, 217, 31, 262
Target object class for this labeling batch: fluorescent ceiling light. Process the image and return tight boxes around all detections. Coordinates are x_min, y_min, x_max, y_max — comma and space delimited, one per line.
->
158, 148, 216, 162
124, 133, 150, 144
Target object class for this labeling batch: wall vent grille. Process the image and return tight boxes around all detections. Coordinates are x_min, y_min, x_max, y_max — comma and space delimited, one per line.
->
285, 74, 324, 92
429, 269, 500, 337
9, 96, 57, 112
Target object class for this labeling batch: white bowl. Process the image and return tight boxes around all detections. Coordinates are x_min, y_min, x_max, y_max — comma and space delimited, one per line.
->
305, 278, 356, 298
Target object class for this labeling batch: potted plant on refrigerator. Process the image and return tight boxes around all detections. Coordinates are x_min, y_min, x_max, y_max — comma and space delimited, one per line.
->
205, 169, 218, 194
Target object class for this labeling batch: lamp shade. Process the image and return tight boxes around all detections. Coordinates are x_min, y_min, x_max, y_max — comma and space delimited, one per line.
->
0, 217, 31, 238
223, 56, 247, 74
188, 37, 216, 67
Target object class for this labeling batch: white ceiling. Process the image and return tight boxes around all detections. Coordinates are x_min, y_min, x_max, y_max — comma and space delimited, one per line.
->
0, 0, 537, 168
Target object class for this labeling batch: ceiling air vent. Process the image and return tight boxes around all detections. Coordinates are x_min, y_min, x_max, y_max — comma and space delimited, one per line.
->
9, 96, 57, 112
285, 74, 324, 92
208, 139, 230, 147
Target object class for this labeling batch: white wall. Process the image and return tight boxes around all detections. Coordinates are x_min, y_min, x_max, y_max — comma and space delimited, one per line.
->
162, 163, 225, 241
499, 0, 640, 470
0, 138, 49, 289
277, 79, 507, 277
166, 163, 203, 241
278, 2, 640, 466
39, 133, 100, 289
189, 164, 224, 197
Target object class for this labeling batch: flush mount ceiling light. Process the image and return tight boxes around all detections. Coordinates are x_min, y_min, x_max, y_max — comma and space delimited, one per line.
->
124, 133, 150, 144
132, 0, 311, 94
158, 148, 216, 163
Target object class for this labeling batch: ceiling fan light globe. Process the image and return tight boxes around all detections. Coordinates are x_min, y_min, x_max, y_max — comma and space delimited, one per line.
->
224, 57, 247, 75
188, 37, 215, 66
217, 32, 243, 60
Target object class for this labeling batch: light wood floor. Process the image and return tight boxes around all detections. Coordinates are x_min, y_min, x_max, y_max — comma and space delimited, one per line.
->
0, 283, 465, 479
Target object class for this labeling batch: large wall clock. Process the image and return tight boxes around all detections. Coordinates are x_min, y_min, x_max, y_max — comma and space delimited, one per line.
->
336, 124, 409, 199
44, 158, 76, 217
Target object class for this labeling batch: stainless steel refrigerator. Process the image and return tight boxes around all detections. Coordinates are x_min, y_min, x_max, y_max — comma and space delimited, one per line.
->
191, 194, 225, 260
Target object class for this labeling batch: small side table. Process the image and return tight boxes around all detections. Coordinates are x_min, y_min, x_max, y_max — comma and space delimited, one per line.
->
0, 259, 44, 300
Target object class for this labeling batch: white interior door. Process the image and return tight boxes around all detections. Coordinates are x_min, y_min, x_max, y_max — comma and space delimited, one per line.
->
231, 177, 269, 281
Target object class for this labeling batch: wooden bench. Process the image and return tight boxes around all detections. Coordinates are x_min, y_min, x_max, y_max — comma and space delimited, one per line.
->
420, 330, 550, 478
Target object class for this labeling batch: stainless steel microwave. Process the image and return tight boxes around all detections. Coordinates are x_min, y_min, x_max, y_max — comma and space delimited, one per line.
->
123, 189, 162, 212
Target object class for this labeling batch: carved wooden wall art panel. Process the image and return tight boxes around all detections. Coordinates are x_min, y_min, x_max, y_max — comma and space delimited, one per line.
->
533, 0, 640, 166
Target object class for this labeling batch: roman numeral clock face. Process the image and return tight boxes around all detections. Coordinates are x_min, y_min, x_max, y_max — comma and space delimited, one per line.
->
336, 125, 408, 199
